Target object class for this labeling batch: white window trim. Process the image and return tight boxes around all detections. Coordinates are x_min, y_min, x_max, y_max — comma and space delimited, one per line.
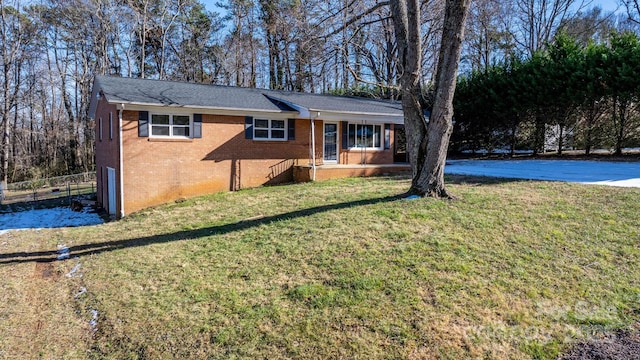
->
149, 113, 193, 138
109, 112, 113, 140
347, 123, 383, 150
253, 118, 287, 141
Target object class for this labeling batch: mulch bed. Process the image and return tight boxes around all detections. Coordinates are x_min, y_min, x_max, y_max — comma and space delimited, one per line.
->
560, 327, 640, 360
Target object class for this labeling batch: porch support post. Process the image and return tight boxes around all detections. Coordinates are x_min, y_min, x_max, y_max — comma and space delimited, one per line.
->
310, 112, 319, 181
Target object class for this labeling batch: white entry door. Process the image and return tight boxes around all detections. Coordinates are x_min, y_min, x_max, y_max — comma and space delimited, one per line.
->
324, 123, 338, 162
107, 167, 116, 215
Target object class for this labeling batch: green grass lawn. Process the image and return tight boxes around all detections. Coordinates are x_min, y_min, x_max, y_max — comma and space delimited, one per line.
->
1, 175, 639, 359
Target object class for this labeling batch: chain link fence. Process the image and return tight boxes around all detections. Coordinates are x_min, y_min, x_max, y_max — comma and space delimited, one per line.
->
0, 172, 96, 209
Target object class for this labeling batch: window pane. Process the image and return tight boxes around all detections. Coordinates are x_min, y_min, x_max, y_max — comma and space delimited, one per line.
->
363, 125, 374, 147
173, 126, 189, 136
152, 126, 170, 136
355, 124, 367, 147
174, 115, 190, 125
348, 124, 356, 147
272, 120, 285, 129
152, 114, 169, 125
272, 129, 285, 139
255, 129, 269, 138
374, 125, 381, 147
255, 119, 269, 128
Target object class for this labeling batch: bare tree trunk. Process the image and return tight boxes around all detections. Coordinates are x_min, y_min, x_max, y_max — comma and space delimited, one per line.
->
1, 71, 8, 189
391, 0, 470, 198
558, 125, 564, 155
0, 2, 22, 189
615, 99, 627, 156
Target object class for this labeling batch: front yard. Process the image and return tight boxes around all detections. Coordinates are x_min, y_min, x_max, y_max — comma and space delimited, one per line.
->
0, 175, 638, 359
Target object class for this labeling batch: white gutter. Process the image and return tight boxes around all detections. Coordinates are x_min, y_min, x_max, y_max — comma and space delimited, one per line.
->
117, 104, 125, 218
105, 99, 296, 115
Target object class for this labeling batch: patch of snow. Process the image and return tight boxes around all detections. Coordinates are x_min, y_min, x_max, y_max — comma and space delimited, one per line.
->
66, 261, 82, 278
0, 207, 103, 235
461, 149, 534, 155
75, 287, 87, 298
445, 160, 640, 188
89, 309, 99, 331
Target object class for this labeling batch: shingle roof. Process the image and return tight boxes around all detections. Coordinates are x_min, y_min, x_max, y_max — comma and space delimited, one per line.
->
263, 90, 403, 116
92, 76, 403, 118
94, 76, 290, 112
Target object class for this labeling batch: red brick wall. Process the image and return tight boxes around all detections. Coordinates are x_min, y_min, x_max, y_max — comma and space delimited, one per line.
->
120, 112, 317, 214
94, 105, 399, 216
94, 99, 121, 216
294, 165, 410, 182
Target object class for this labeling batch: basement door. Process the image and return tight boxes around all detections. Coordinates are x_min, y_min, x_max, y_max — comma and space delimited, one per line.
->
107, 167, 116, 215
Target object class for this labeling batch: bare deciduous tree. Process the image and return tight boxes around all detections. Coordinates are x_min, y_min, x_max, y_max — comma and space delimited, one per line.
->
514, 0, 584, 55
623, 0, 640, 24
391, 0, 471, 197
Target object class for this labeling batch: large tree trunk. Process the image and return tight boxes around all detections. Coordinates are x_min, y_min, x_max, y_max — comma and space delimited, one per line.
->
391, 0, 470, 198
390, 0, 424, 187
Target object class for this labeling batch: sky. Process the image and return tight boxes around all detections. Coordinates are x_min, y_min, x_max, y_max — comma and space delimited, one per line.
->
595, 0, 622, 12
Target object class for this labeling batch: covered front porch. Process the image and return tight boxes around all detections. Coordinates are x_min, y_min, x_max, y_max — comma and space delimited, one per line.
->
293, 163, 411, 182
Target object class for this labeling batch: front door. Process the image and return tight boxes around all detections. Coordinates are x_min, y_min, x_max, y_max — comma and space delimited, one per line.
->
394, 125, 408, 163
324, 123, 338, 162
107, 167, 116, 215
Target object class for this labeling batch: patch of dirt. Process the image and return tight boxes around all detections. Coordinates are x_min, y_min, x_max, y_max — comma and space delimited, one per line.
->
0, 236, 90, 358
35, 262, 57, 279
560, 327, 640, 360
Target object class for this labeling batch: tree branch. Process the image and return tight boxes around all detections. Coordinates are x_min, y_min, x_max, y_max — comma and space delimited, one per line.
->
322, 1, 390, 39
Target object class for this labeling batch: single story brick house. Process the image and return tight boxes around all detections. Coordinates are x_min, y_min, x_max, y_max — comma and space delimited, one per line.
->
88, 76, 409, 218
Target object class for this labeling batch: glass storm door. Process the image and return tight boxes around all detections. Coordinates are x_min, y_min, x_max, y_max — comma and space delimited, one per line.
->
324, 123, 338, 162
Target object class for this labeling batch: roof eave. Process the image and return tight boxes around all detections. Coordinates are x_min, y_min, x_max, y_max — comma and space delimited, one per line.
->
87, 78, 103, 119
102, 98, 299, 116
307, 109, 404, 124
265, 94, 403, 122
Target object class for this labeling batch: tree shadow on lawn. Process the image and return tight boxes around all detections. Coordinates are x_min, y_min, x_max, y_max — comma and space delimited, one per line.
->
446, 174, 528, 186
0, 175, 528, 265
0, 194, 406, 265
382, 173, 526, 186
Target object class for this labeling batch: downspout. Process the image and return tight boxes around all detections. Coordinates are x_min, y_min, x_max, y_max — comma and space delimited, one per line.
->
310, 112, 320, 181
117, 104, 125, 218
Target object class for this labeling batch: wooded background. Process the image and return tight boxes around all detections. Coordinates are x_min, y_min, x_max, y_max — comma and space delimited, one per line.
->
1, 0, 639, 186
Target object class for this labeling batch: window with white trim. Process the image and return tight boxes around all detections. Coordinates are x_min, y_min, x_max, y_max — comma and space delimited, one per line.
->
150, 114, 191, 137
348, 123, 382, 148
254, 118, 286, 140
